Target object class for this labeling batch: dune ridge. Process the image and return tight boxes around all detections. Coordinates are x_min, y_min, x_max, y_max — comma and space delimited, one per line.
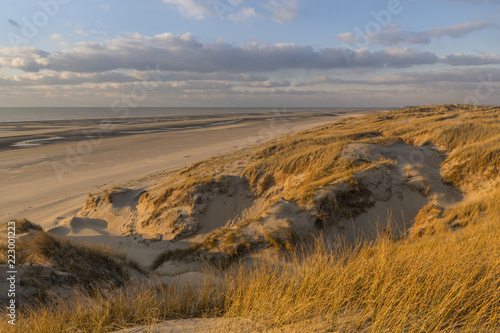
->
66, 104, 498, 271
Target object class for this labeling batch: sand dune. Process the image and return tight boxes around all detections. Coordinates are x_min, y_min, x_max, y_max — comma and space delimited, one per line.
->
1, 109, 382, 268
1, 109, 376, 230
61, 105, 491, 274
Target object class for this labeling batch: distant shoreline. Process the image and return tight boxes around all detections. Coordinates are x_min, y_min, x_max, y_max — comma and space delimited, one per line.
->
0, 107, 391, 123
0, 109, 385, 152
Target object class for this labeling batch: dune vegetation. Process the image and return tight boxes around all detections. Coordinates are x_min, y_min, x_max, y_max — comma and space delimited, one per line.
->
1, 104, 499, 332
0, 221, 144, 307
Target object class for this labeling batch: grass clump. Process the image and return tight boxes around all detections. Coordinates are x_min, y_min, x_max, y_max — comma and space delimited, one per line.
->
150, 245, 201, 270
5, 276, 226, 333
410, 203, 446, 238
264, 227, 298, 250
13, 218, 43, 233
443, 183, 500, 228
0, 218, 43, 234
0, 230, 142, 287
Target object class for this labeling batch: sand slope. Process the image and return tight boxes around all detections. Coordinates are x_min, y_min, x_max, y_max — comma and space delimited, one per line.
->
67, 140, 464, 272
337, 142, 463, 242
1, 110, 373, 229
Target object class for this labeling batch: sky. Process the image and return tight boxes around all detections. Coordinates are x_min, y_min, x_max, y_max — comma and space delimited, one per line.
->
0, 0, 499, 107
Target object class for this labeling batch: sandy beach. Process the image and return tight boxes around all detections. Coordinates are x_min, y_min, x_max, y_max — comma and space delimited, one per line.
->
0, 109, 383, 232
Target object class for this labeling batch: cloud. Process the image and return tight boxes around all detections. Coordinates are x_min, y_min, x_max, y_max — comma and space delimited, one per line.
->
0, 33, 440, 74
162, 0, 300, 23
242, 80, 292, 88
333, 21, 496, 46
263, 0, 300, 24
49, 34, 64, 41
333, 26, 431, 46
8, 19, 21, 28
295, 76, 353, 87
162, 0, 211, 19
441, 53, 500, 66
100, 4, 111, 11
0, 47, 50, 72
0, 69, 272, 87
296, 68, 500, 87
4, 71, 139, 86
364, 68, 500, 85
428, 21, 495, 38
228, 7, 258, 22
73, 25, 87, 36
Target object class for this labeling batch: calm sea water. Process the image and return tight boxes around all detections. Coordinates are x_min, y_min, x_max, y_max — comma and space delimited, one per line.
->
0, 107, 334, 122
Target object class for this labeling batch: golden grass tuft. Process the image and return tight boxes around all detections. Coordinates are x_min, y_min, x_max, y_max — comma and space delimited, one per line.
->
150, 245, 201, 270
0, 218, 43, 234
0, 230, 142, 287
7, 277, 226, 333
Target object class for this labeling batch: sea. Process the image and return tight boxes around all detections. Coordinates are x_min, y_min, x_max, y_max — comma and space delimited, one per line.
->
0, 107, 338, 123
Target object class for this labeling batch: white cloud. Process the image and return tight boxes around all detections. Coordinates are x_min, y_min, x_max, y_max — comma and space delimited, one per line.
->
242, 80, 291, 88
228, 7, 258, 22
296, 68, 500, 87
163, 0, 211, 19
428, 21, 495, 38
365, 68, 500, 85
49, 34, 64, 41
263, 0, 300, 24
333, 21, 496, 46
74, 25, 87, 36
0, 47, 50, 72
441, 53, 500, 66
2, 31, 497, 107
0, 68, 272, 87
0, 33, 440, 74
161, 0, 301, 23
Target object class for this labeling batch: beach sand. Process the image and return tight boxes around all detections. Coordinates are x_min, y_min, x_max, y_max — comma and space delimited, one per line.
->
0, 109, 385, 266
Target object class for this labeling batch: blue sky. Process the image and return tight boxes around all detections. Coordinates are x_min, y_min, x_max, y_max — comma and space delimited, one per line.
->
0, 0, 499, 107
